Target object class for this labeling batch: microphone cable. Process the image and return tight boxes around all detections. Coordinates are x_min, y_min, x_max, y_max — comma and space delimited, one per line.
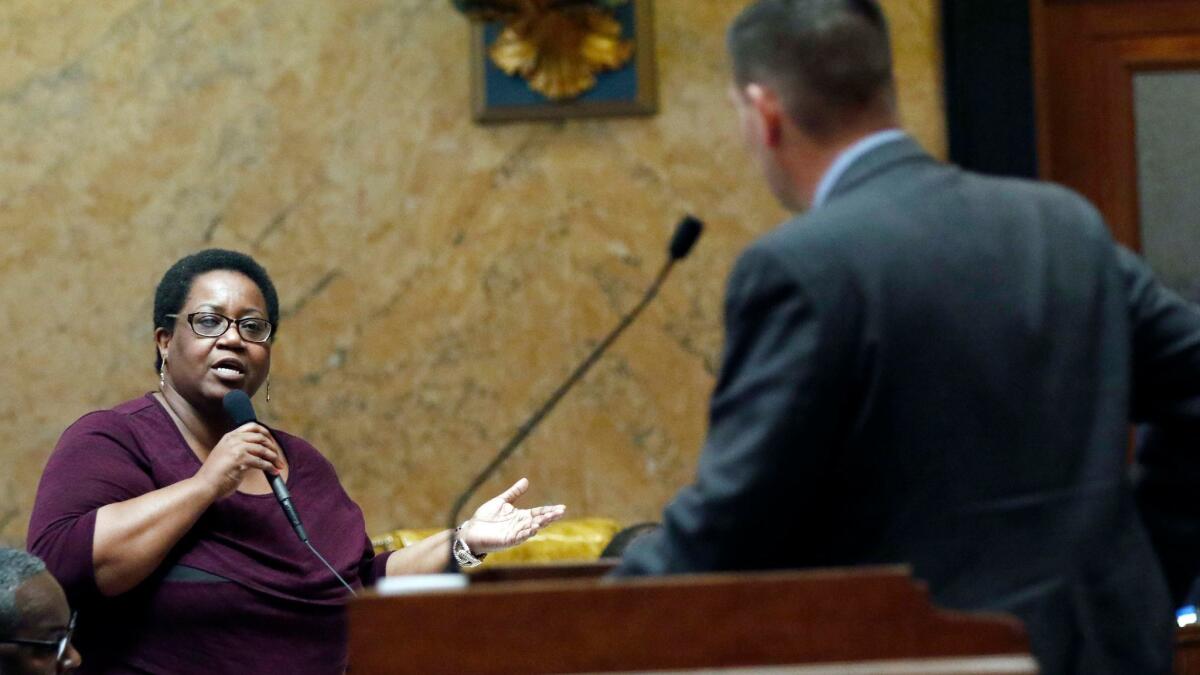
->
305, 539, 357, 598
223, 390, 357, 597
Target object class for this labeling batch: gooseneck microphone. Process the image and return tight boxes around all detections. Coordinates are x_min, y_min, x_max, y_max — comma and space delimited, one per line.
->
444, 215, 704, 572
222, 389, 355, 596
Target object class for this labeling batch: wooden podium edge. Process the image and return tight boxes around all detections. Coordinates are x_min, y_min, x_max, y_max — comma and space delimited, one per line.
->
349, 565, 1032, 674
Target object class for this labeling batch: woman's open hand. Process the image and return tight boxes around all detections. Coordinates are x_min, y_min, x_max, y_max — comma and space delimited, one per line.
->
459, 478, 566, 554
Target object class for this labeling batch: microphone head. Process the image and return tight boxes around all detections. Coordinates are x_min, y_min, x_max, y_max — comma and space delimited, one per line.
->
222, 390, 257, 427
669, 215, 704, 260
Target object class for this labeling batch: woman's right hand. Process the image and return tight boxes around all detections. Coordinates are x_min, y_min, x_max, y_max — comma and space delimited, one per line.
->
194, 423, 286, 500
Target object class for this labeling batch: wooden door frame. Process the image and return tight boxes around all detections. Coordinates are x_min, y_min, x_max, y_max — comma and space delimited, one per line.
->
1031, 0, 1200, 250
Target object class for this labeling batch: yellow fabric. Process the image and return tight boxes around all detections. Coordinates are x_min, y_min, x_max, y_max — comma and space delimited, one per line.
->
371, 517, 622, 565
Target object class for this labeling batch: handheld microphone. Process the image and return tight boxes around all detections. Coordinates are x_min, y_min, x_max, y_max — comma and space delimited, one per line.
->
444, 215, 704, 572
223, 390, 309, 543
222, 389, 355, 596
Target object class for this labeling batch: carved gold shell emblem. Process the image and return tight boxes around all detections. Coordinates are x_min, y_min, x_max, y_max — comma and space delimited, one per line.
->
455, 0, 635, 100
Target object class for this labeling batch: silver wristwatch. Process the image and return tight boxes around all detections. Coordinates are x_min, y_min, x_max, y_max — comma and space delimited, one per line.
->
452, 533, 486, 568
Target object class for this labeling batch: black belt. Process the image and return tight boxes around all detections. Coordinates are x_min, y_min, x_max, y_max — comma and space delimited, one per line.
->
163, 564, 232, 583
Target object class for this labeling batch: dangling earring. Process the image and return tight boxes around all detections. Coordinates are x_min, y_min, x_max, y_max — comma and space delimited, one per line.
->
266, 377, 271, 402
159, 356, 168, 390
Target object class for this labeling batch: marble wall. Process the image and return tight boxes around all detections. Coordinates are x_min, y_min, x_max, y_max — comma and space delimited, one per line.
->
0, 0, 944, 543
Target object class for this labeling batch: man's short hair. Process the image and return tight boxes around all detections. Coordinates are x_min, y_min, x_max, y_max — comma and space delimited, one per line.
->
727, 0, 895, 138
0, 549, 47, 635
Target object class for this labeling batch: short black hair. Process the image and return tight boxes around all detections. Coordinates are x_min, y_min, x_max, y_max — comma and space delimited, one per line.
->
152, 249, 280, 370
727, 0, 895, 138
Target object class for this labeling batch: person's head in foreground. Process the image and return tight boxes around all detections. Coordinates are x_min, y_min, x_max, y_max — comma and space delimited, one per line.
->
0, 549, 79, 675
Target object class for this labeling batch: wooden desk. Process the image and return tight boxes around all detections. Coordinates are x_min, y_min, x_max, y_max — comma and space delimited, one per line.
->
348, 565, 1035, 674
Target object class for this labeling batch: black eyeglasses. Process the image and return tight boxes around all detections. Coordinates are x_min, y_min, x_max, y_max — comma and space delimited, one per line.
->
0, 610, 76, 664
167, 312, 274, 343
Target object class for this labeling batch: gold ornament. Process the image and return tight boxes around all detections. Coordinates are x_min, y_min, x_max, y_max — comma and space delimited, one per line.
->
461, 1, 635, 101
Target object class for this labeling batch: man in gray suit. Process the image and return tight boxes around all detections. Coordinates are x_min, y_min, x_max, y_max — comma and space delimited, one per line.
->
615, 1, 1200, 672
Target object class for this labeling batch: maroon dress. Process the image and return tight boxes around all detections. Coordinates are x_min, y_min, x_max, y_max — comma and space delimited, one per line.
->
27, 394, 393, 674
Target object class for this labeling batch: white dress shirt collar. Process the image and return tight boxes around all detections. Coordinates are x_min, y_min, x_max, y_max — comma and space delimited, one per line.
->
811, 129, 908, 210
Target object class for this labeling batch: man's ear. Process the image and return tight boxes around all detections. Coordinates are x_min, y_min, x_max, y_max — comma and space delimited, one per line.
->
744, 83, 784, 148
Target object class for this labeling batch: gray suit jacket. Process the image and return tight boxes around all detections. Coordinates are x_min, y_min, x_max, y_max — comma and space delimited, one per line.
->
617, 138, 1200, 674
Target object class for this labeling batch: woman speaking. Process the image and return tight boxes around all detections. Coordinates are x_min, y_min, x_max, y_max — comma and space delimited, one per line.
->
27, 249, 564, 673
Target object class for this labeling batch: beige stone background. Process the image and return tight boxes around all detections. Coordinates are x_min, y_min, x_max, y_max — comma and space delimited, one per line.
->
0, 0, 944, 544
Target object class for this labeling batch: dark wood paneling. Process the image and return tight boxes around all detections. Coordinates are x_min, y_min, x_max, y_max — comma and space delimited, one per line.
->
1179, 625, 1200, 675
